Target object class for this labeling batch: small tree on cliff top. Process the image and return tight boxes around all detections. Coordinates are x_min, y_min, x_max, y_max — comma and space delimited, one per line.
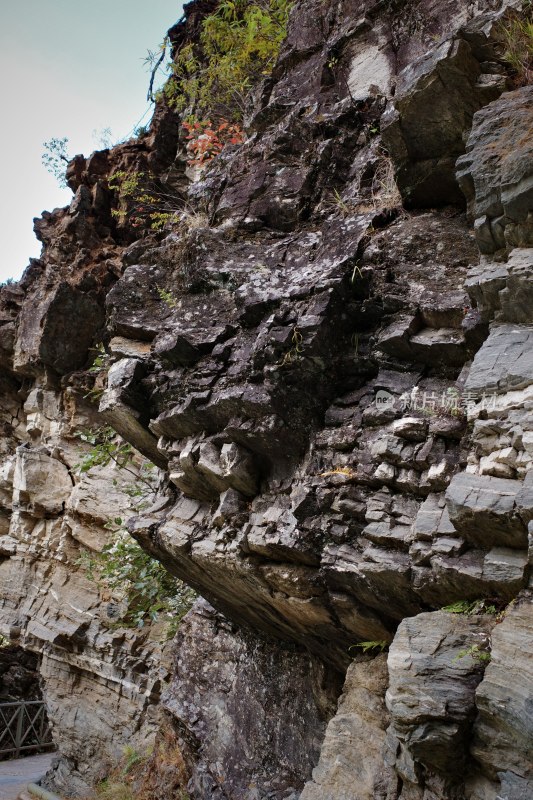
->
42, 137, 71, 188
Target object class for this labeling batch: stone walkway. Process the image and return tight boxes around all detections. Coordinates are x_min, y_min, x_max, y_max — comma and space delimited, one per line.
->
0, 752, 55, 800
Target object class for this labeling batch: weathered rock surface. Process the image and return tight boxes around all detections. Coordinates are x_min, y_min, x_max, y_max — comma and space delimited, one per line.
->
300, 654, 390, 800
386, 611, 494, 796
457, 85, 533, 253
164, 599, 334, 800
446, 472, 528, 549
0, 438, 168, 796
0, 0, 532, 797
383, 36, 503, 206
469, 592, 533, 800
464, 323, 533, 396
466, 248, 533, 324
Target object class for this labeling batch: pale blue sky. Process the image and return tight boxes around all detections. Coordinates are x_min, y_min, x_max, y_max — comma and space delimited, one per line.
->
0, 1, 183, 282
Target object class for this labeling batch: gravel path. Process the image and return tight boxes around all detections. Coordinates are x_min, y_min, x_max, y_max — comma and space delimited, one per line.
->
0, 752, 55, 800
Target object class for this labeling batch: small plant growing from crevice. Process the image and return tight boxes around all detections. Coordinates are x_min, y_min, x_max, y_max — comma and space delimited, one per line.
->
89, 343, 109, 374
329, 188, 357, 216
351, 264, 364, 284
442, 599, 499, 616
75, 426, 156, 498
453, 643, 491, 665
108, 169, 183, 231
319, 466, 358, 479
84, 343, 110, 402
182, 118, 245, 167
75, 425, 196, 632
122, 746, 148, 777
157, 286, 178, 308
76, 426, 139, 475
371, 156, 402, 212
349, 640, 389, 654
327, 154, 404, 218
277, 327, 304, 367
108, 168, 209, 236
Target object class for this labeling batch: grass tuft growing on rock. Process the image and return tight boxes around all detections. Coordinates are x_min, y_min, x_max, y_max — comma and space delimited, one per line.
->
135, 723, 191, 800
90, 727, 191, 800
499, 4, 533, 85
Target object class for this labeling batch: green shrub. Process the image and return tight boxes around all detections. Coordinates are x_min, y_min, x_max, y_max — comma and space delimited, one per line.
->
108, 170, 181, 231
157, 287, 178, 308
163, 0, 293, 123
75, 426, 152, 491
108, 169, 209, 231
79, 526, 196, 631
75, 425, 196, 632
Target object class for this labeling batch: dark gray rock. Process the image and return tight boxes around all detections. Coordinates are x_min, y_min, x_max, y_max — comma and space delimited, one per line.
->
446, 472, 527, 549
465, 259, 509, 322
499, 248, 533, 323
464, 323, 533, 395
383, 35, 504, 206
466, 248, 533, 324
386, 611, 494, 794
14, 282, 105, 376
169, 437, 259, 501
482, 545, 529, 588
300, 655, 392, 800
163, 599, 334, 800
1, 0, 532, 797
99, 358, 166, 468
413, 493, 457, 541
409, 326, 467, 367
470, 593, 533, 800
457, 86, 533, 253
0, 645, 41, 702
322, 542, 420, 623
106, 264, 173, 341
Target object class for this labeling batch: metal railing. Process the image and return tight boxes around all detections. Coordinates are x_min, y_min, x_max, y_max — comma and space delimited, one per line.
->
0, 701, 53, 758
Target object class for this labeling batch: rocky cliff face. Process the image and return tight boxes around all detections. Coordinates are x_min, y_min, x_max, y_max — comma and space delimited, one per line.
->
1, 0, 532, 798
0, 645, 41, 703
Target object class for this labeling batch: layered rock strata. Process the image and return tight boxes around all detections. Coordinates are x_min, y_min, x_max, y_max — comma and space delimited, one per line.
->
0, 0, 532, 797
0, 399, 169, 793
